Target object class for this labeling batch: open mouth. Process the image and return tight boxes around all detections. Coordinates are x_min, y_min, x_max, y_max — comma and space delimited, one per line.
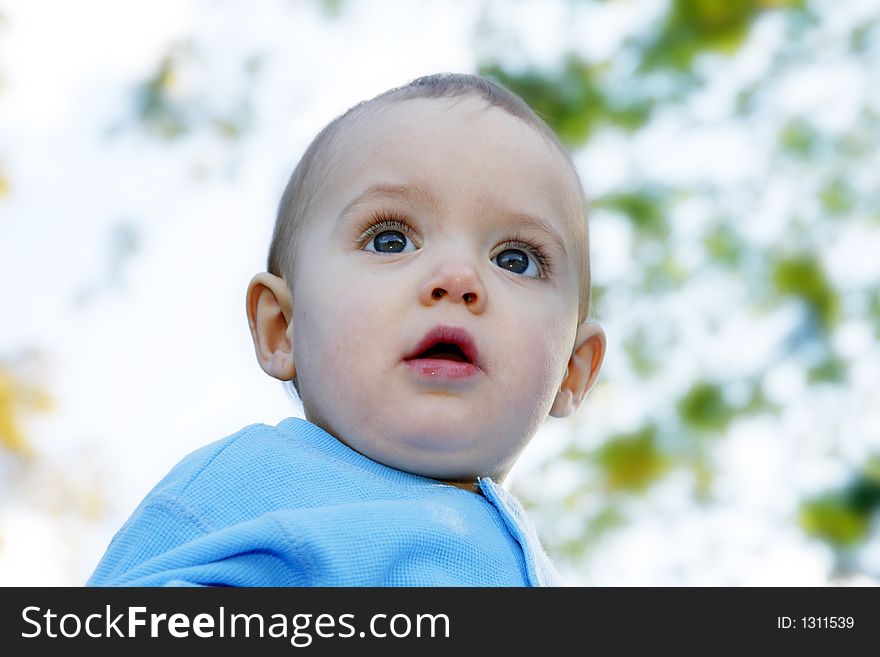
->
403, 325, 482, 374
414, 342, 471, 363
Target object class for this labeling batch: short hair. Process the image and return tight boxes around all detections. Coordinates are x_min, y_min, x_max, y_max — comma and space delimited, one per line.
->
267, 72, 592, 399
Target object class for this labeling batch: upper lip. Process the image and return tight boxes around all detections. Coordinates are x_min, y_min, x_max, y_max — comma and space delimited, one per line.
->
404, 325, 482, 369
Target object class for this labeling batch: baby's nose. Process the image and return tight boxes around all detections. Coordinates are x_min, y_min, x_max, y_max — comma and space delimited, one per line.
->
419, 263, 486, 312
431, 287, 477, 305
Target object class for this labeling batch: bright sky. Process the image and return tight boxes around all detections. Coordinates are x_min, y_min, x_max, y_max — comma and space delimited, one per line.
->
1, 0, 877, 586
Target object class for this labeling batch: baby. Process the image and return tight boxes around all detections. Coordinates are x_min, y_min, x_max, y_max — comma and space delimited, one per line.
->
87, 73, 606, 587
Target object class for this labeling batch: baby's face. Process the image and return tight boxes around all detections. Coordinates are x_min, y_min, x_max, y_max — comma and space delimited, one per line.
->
289, 97, 585, 480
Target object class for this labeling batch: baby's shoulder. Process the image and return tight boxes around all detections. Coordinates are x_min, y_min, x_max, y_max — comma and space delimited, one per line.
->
151, 420, 310, 496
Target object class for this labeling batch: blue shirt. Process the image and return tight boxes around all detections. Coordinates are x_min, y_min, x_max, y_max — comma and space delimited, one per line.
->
87, 417, 560, 586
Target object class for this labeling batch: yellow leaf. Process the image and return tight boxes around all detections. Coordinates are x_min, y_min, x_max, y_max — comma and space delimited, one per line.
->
0, 368, 29, 452
0, 360, 54, 455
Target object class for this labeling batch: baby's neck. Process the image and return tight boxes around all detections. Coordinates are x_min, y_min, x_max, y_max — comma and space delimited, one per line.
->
442, 478, 481, 495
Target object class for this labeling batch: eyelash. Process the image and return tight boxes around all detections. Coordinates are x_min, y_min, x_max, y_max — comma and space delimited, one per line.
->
498, 232, 552, 278
356, 209, 553, 278
356, 210, 416, 245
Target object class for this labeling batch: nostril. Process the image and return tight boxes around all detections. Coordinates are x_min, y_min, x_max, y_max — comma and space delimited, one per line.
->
463, 292, 475, 304
432, 288, 445, 300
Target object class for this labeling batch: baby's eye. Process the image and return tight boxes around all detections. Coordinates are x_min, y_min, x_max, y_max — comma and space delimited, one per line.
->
494, 248, 540, 278
365, 229, 417, 254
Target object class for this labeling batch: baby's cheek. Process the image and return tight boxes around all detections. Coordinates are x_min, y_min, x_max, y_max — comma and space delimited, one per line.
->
315, 287, 385, 375
298, 294, 371, 419
521, 319, 573, 399
295, 279, 350, 370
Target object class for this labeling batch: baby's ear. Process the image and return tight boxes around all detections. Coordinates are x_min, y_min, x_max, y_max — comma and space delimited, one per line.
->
246, 272, 296, 381
549, 320, 606, 418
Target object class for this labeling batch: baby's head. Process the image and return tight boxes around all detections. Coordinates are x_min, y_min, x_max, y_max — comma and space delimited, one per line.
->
247, 73, 605, 485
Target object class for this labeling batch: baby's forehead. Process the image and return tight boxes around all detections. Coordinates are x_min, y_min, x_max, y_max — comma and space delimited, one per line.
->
339, 97, 559, 163
324, 97, 584, 231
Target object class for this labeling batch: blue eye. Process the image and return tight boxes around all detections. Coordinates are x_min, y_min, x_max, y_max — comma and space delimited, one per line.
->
495, 248, 539, 278
366, 229, 416, 254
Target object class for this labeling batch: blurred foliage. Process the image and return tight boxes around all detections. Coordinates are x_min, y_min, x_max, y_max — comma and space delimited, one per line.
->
818, 178, 856, 217
702, 220, 746, 269
74, 221, 141, 308
771, 252, 841, 333
317, 0, 349, 19
137, 49, 190, 139
593, 188, 673, 241
800, 457, 880, 565
1, 352, 107, 583
482, 0, 877, 580
594, 424, 671, 492
806, 350, 848, 385
638, 0, 808, 73
868, 290, 880, 341
132, 42, 255, 142
622, 326, 662, 378
779, 118, 819, 160
0, 355, 53, 456
482, 54, 654, 145
677, 381, 737, 434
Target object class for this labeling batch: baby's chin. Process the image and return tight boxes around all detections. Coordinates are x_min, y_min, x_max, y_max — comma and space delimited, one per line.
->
356, 429, 513, 482
303, 397, 523, 480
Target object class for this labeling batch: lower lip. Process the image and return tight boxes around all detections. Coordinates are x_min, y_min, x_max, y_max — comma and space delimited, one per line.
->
404, 358, 482, 380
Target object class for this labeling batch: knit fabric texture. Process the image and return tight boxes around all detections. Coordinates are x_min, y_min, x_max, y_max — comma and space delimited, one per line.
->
87, 417, 561, 587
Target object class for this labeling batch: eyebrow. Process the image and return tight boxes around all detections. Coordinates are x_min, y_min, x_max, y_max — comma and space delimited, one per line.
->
336, 182, 568, 256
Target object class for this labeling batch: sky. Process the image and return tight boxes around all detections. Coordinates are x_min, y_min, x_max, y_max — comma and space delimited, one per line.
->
1, 0, 878, 586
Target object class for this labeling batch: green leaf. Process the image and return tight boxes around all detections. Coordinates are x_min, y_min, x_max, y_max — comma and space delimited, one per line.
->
604, 95, 654, 132
594, 190, 669, 239
799, 496, 869, 547
480, 53, 654, 146
639, 0, 767, 72
480, 57, 608, 146
848, 479, 880, 515
677, 380, 737, 434
703, 221, 745, 267
779, 118, 818, 159
799, 458, 880, 547
806, 352, 848, 384
593, 424, 670, 493
818, 178, 856, 217
136, 53, 190, 139
771, 253, 841, 332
